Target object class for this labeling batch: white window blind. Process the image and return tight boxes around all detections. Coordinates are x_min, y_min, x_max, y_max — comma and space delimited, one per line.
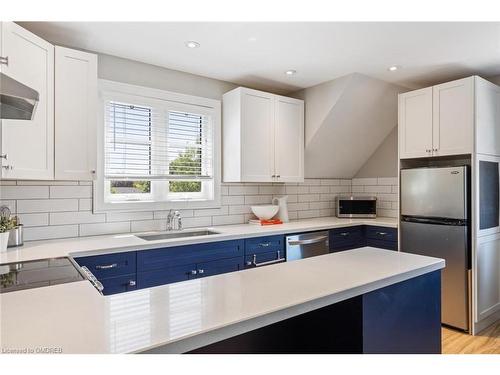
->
104, 101, 213, 181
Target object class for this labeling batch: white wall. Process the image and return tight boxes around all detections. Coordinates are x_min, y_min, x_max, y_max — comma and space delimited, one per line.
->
355, 127, 398, 178
98, 53, 237, 100
295, 73, 406, 178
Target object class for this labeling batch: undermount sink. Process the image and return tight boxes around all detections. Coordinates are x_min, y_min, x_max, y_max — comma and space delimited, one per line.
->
135, 230, 220, 241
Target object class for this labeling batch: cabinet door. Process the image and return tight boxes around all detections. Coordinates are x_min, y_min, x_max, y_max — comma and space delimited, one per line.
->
432, 77, 474, 156
0, 22, 54, 179
398, 87, 433, 159
196, 256, 244, 278
475, 77, 500, 156
55, 46, 98, 180
476, 233, 500, 322
274, 96, 304, 182
240, 89, 275, 182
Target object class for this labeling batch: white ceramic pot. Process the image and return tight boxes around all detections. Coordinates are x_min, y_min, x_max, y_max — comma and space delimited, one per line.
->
0, 231, 10, 253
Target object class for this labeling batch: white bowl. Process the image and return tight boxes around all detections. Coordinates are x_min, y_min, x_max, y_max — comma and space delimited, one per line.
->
251, 205, 279, 220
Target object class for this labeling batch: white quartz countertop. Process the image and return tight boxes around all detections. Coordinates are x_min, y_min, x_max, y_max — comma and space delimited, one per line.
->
0, 247, 443, 354
0, 217, 397, 264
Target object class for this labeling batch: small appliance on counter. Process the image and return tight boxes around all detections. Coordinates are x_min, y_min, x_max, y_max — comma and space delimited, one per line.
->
336, 196, 377, 218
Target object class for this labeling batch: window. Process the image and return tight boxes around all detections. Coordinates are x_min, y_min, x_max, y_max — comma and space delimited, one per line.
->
94, 80, 221, 212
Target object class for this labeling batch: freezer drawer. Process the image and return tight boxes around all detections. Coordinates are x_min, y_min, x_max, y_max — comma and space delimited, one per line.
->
400, 221, 469, 331
401, 166, 467, 219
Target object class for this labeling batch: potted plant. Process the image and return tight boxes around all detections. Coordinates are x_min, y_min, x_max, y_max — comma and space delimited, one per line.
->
0, 216, 16, 253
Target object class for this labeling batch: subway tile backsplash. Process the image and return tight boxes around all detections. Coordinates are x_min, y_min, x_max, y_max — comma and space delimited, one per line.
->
0, 178, 398, 242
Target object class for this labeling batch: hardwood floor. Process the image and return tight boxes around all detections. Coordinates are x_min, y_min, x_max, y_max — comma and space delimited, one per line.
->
442, 321, 500, 354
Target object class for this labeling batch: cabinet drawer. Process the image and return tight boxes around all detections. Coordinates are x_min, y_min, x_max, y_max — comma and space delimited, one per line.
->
75, 251, 136, 279
366, 238, 398, 251
365, 226, 397, 242
100, 274, 137, 295
330, 226, 364, 250
137, 240, 244, 271
244, 250, 285, 269
137, 264, 194, 289
245, 235, 284, 255
197, 257, 244, 277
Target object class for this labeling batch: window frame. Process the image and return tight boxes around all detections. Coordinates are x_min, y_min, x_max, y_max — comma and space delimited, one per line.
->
94, 80, 221, 213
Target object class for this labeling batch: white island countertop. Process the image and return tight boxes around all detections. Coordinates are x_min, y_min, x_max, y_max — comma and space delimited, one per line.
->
0, 247, 443, 354
0, 216, 397, 264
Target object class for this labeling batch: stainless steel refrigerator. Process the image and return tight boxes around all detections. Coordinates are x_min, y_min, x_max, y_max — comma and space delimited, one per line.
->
400, 166, 470, 331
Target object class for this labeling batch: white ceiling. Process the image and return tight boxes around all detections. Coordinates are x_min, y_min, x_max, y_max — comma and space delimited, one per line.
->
19, 22, 500, 92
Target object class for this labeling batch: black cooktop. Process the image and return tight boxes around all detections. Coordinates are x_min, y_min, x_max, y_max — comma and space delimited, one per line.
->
0, 257, 85, 293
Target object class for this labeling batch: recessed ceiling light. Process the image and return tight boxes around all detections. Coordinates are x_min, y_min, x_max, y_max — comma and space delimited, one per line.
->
285, 70, 297, 76
388, 65, 400, 72
185, 41, 200, 49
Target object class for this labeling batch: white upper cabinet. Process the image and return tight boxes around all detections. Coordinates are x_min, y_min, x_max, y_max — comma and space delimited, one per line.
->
432, 77, 474, 157
476, 77, 500, 156
399, 76, 476, 159
0, 22, 54, 179
55, 46, 98, 180
398, 87, 433, 159
274, 95, 304, 182
222, 87, 304, 183
239, 89, 275, 182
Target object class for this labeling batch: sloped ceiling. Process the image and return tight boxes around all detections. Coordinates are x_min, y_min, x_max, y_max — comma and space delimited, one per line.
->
295, 73, 406, 178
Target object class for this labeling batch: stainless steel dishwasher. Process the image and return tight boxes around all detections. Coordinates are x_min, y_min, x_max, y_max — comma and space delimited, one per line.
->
286, 231, 330, 261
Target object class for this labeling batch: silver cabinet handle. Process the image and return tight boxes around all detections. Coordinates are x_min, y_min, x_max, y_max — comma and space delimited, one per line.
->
258, 242, 271, 247
95, 263, 117, 270
128, 280, 136, 287
0, 56, 8, 65
288, 235, 328, 245
198, 269, 204, 274
376, 232, 388, 236
339, 232, 349, 237
190, 270, 197, 275
247, 251, 286, 267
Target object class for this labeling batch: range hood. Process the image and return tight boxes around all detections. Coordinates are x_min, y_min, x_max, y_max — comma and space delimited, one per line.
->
0, 72, 39, 120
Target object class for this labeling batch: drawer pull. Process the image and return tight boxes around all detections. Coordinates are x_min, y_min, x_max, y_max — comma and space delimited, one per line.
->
339, 232, 350, 236
128, 280, 136, 287
190, 270, 198, 275
198, 269, 204, 274
258, 242, 271, 247
376, 232, 388, 236
247, 251, 285, 267
95, 263, 118, 270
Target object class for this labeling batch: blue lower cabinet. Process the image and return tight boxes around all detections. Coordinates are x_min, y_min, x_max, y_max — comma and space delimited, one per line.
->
365, 225, 398, 251
137, 264, 196, 289
244, 250, 285, 269
137, 240, 244, 271
136, 257, 244, 289
74, 251, 136, 279
196, 257, 244, 278
100, 274, 137, 295
245, 235, 284, 255
329, 226, 365, 252
366, 238, 397, 250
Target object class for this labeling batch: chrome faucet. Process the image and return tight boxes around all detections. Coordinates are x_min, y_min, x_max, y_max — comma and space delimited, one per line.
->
166, 210, 182, 231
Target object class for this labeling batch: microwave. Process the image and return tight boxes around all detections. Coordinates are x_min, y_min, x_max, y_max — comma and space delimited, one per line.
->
336, 196, 377, 218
